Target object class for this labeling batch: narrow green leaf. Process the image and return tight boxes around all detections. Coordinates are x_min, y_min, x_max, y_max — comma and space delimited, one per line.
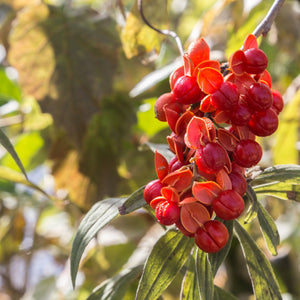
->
181, 249, 200, 300
257, 202, 280, 256
71, 197, 126, 287
234, 221, 282, 300
87, 265, 142, 300
0, 166, 50, 198
208, 220, 233, 276
0, 129, 27, 179
250, 165, 300, 201
118, 186, 146, 215
195, 248, 214, 300
213, 286, 238, 300
136, 229, 194, 300
243, 185, 259, 224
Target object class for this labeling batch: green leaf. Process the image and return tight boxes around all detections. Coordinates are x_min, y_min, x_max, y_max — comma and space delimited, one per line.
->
0, 166, 48, 195
136, 229, 194, 300
243, 185, 259, 224
70, 197, 126, 288
87, 265, 142, 300
213, 286, 238, 300
181, 249, 200, 300
9, 3, 120, 146
0, 68, 22, 103
137, 98, 168, 137
226, 1, 270, 57
195, 248, 214, 300
118, 186, 146, 215
121, 0, 168, 59
208, 219, 233, 276
257, 202, 280, 256
273, 91, 300, 165
251, 164, 300, 202
1, 131, 44, 174
0, 129, 27, 179
234, 221, 282, 300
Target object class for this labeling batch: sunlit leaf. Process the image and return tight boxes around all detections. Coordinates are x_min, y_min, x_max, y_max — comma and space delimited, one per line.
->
0, 68, 21, 103
251, 164, 300, 202
136, 229, 194, 300
9, 3, 120, 146
136, 98, 169, 137
70, 197, 126, 288
273, 91, 300, 165
118, 186, 146, 215
195, 248, 214, 300
181, 249, 200, 300
213, 286, 238, 300
121, 0, 168, 59
87, 265, 142, 300
234, 221, 282, 300
226, 1, 270, 57
0, 165, 50, 198
0, 128, 27, 178
257, 202, 280, 256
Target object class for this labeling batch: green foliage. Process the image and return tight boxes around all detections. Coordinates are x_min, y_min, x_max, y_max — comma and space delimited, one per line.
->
136, 229, 194, 300
0, 0, 300, 299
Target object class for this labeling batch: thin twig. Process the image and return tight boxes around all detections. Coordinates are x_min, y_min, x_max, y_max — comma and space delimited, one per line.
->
137, 0, 185, 58
252, 0, 286, 38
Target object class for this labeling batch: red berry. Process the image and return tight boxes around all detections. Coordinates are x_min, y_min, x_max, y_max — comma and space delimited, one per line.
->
244, 48, 268, 74
154, 93, 175, 121
213, 190, 245, 220
233, 139, 262, 168
211, 81, 239, 111
195, 142, 228, 174
228, 102, 252, 126
248, 108, 279, 137
173, 75, 204, 105
195, 220, 229, 253
271, 90, 284, 114
144, 179, 163, 204
168, 156, 184, 173
229, 172, 247, 196
247, 82, 273, 112
169, 66, 184, 90
155, 200, 180, 225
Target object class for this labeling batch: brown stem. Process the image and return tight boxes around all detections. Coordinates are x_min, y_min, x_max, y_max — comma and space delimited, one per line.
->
137, 0, 185, 57
252, 0, 286, 37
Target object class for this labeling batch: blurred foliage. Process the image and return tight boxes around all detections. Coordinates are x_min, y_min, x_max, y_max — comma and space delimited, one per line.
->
0, 0, 299, 299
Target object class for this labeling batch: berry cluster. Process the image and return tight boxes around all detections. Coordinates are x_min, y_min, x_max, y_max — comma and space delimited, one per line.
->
143, 34, 284, 253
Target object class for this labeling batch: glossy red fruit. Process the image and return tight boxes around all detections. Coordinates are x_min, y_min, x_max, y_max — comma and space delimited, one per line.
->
155, 200, 180, 225
154, 93, 178, 122
247, 82, 273, 111
229, 172, 247, 196
144, 179, 163, 204
195, 220, 229, 253
210, 81, 239, 111
173, 75, 204, 105
168, 156, 185, 173
213, 190, 245, 220
271, 90, 284, 114
228, 102, 252, 126
195, 142, 228, 174
248, 108, 279, 137
169, 66, 185, 90
233, 139, 262, 168
243, 48, 268, 74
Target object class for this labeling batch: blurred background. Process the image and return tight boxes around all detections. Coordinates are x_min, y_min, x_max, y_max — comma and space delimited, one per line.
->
0, 0, 299, 299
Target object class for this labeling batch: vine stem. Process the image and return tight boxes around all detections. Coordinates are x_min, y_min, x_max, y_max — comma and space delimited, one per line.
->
137, 0, 185, 58
252, 0, 286, 37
